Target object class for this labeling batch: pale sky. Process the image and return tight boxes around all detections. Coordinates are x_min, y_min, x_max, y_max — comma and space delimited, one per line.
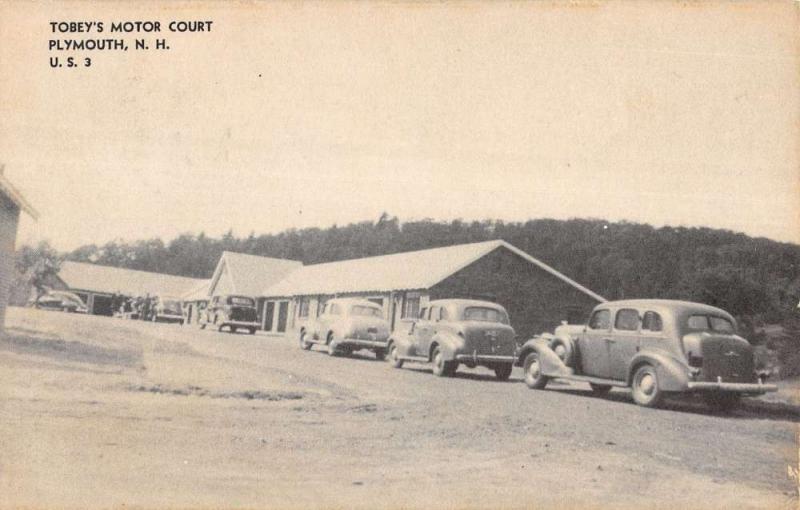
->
1, 1, 798, 251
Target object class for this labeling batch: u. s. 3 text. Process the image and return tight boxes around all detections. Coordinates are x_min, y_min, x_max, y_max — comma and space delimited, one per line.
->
50, 56, 92, 68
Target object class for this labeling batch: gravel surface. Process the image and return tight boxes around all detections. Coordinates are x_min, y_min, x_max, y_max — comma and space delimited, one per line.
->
1, 308, 797, 509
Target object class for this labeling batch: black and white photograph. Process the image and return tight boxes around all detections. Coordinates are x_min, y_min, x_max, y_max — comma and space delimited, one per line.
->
1, 1, 798, 508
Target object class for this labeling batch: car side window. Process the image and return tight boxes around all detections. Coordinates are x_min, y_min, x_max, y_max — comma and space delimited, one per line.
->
642, 311, 663, 332
418, 307, 428, 320
614, 308, 640, 331
588, 309, 611, 330
429, 305, 440, 322
439, 307, 449, 321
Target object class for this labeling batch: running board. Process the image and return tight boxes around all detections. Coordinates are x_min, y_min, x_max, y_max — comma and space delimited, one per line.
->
399, 355, 429, 363
557, 374, 628, 387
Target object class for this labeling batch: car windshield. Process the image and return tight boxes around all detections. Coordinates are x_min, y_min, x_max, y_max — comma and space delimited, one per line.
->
463, 307, 509, 324
351, 305, 382, 317
163, 300, 181, 312
53, 292, 84, 306
229, 296, 254, 307
686, 314, 735, 333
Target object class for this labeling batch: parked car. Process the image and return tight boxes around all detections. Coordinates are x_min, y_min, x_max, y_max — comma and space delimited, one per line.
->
516, 299, 777, 410
151, 296, 184, 324
298, 298, 391, 359
31, 290, 88, 314
387, 299, 516, 380
199, 295, 259, 334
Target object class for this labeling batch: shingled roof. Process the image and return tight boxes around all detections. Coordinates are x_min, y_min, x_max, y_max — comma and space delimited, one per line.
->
263, 240, 605, 302
0, 170, 38, 219
58, 261, 204, 297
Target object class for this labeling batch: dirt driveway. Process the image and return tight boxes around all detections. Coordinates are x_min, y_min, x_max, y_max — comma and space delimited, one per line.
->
1, 308, 797, 509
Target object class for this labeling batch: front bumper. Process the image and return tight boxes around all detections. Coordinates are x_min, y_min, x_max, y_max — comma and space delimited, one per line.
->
223, 320, 259, 328
687, 378, 777, 394
455, 353, 515, 364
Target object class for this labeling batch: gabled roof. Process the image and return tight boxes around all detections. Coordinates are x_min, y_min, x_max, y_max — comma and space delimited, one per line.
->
0, 171, 39, 219
208, 251, 303, 297
263, 240, 606, 302
182, 279, 211, 301
58, 261, 204, 297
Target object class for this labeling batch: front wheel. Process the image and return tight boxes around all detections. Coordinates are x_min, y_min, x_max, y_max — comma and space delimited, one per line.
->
299, 331, 313, 350
431, 347, 456, 377
388, 343, 403, 368
494, 363, 513, 381
631, 364, 663, 408
523, 351, 549, 389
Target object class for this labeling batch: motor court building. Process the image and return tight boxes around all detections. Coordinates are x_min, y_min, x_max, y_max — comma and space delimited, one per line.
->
0, 170, 38, 332
261, 240, 606, 340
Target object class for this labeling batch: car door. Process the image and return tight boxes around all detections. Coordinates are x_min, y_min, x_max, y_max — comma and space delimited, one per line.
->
608, 308, 641, 380
578, 308, 612, 378
411, 306, 433, 357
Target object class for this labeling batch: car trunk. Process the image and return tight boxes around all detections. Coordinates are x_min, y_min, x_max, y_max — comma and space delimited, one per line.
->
462, 322, 516, 356
696, 334, 755, 383
349, 317, 389, 341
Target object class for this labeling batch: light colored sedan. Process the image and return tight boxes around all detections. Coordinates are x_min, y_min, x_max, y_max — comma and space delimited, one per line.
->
298, 298, 391, 359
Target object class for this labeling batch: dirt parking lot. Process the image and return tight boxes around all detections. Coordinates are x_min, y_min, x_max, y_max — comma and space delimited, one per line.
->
1, 308, 797, 509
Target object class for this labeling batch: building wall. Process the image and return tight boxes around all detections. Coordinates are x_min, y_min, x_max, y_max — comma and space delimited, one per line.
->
429, 247, 600, 340
0, 193, 21, 332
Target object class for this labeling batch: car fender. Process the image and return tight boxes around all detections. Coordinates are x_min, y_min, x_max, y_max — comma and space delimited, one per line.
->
387, 333, 414, 357
516, 336, 553, 366
430, 332, 465, 361
627, 350, 690, 392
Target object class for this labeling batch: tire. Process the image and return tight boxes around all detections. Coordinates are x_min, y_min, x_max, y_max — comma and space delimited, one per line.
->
631, 364, 663, 408
299, 331, 312, 350
703, 392, 741, 413
590, 383, 612, 396
494, 363, 513, 381
326, 334, 339, 356
248, 328, 256, 335
431, 347, 455, 377
388, 343, 403, 369
218, 324, 226, 333
374, 349, 387, 361
231, 327, 238, 334
523, 351, 549, 389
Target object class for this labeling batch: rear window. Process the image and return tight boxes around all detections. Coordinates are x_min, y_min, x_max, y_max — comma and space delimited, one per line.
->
463, 307, 509, 325
228, 296, 254, 307
614, 309, 640, 331
351, 305, 382, 318
687, 314, 735, 333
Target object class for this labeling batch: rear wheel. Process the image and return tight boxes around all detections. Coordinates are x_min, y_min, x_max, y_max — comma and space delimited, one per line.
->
703, 392, 741, 413
388, 343, 403, 368
590, 383, 612, 396
523, 351, 549, 389
631, 364, 663, 408
248, 328, 256, 335
431, 347, 456, 377
374, 349, 387, 361
494, 363, 513, 381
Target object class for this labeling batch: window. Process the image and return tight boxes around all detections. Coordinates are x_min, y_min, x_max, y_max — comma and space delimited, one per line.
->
403, 295, 420, 319
463, 307, 509, 324
367, 298, 384, 307
688, 314, 735, 333
439, 307, 450, 321
588, 309, 611, 330
351, 305, 382, 317
418, 306, 428, 320
615, 309, 640, 331
229, 296, 255, 307
297, 297, 310, 318
641, 311, 663, 332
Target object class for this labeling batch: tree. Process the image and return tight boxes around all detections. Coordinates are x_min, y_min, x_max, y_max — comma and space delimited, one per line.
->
13, 241, 62, 303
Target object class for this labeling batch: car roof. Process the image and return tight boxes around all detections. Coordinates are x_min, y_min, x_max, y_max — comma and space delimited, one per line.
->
595, 299, 732, 317
428, 298, 504, 310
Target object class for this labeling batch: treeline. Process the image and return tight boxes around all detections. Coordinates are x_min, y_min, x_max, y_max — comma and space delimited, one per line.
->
51, 214, 799, 328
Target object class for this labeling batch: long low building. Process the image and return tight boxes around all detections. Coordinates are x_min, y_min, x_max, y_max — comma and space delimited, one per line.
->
261, 239, 605, 340
52, 261, 205, 315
